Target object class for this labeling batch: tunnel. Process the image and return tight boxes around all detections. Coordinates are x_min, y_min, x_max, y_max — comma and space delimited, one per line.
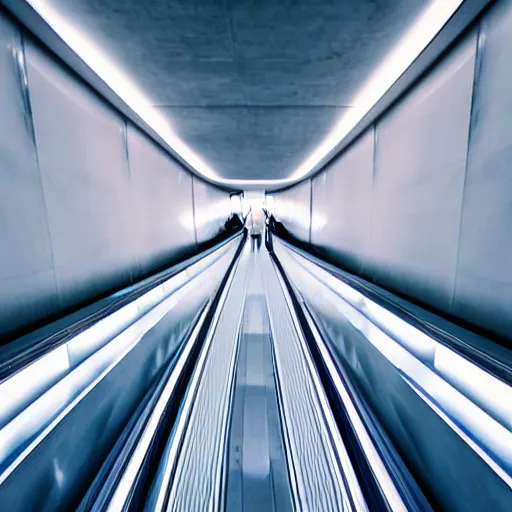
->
0, 0, 511, 510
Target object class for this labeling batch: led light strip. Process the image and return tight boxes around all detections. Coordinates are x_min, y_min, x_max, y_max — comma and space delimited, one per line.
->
0, 238, 236, 432
280, 240, 512, 432
148, 243, 246, 512
25, 0, 217, 181
275, 241, 512, 484
25, 0, 463, 188
286, 0, 465, 183
106, 305, 210, 511
0, 273, 207, 483
301, 306, 408, 511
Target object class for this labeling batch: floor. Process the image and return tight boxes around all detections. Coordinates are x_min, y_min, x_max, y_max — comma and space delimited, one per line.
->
226, 251, 293, 512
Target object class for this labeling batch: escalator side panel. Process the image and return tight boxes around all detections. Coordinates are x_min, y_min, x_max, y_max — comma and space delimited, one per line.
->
163, 245, 250, 511
276, 243, 512, 512
0, 254, 232, 511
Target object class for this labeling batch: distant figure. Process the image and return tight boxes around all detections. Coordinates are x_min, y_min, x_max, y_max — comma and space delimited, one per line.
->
247, 207, 265, 252
224, 212, 243, 233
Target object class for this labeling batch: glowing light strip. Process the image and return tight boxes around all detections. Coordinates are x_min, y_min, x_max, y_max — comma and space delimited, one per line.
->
27, 0, 462, 188
107, 306, 210, 511
0, 238, 234, 435
208, 0, 464, 187
26, 0, 218, 181
275, 241, 512, 481
0, 274, 205, 482
286, 0, 464, 183
284, 244, 512, 432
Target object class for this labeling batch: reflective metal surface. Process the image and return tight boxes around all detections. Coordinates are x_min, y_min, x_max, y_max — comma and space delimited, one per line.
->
93, 305, 210, 511
0, 11, 59, 339
300, 306, 429, 512
193, 176, 232, 244
274, 237, 512, 511
0, 237, 239, 511
0, 7, 233, 340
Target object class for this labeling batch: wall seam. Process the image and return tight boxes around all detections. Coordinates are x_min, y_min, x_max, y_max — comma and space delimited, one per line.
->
122, 118, 138, 285
308, 178, 313, 243
122, 118, 131, 178
191, 176, 198, 245
450, 24, 484, 313
19, 31, 62, 309
368, 123, 378, 282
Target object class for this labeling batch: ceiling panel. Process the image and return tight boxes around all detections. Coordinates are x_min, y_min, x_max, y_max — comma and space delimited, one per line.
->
161, 105, 347, 179
28, 0, 429, 180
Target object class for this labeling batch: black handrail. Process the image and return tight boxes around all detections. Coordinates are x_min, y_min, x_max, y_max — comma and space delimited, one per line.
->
270, 229, 512, 386
0, 229, 244, 382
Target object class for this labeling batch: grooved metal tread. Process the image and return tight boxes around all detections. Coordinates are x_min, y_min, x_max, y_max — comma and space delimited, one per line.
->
261, 250, 366, 512
167, 247, 251, 512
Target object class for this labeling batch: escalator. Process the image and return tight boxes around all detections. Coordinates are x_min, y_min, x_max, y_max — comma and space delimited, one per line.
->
0, 231, 510, 511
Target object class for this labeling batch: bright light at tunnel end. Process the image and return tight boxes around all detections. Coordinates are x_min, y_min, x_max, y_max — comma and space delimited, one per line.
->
26, 0, 463, 189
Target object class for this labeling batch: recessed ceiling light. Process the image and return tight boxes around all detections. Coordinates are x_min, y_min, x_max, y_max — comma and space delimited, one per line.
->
286, 0, 464, 184
27, 0, 463, 189
26, 0, 219, 182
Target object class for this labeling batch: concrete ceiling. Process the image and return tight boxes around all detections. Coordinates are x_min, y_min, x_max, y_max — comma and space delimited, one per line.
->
41, 0, 429, 181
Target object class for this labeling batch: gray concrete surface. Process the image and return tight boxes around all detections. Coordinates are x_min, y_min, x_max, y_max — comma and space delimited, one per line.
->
38, 0, 428, 180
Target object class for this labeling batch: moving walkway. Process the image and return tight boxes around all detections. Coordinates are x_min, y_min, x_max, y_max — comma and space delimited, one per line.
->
0, 230, 510, 511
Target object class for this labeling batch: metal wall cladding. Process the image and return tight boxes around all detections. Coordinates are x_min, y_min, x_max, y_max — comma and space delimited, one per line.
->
25, 40, 136, 309
278, 246, 512, 512
370, 33, 477, 313
272, 179, 311, 242
311, 129, 375, 275
0, 13, 59, 338
276, 19, 512, 340
0, 9, 229, 339
193, 176, 231, 243
453, 0, 512, 340
127, 124, 195, 276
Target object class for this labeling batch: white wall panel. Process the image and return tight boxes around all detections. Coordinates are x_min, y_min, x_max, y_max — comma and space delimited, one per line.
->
269, 4, 512, 341
0, 11, 234, 339
193, 176, 231, 243
26, 41, 135, 308
127, 125, 196, 275
0, 13, 58, 338
273, 179, 311, 242
311, 129, 374, 274
370, 33, 476, 312
453, 0, 512, 339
